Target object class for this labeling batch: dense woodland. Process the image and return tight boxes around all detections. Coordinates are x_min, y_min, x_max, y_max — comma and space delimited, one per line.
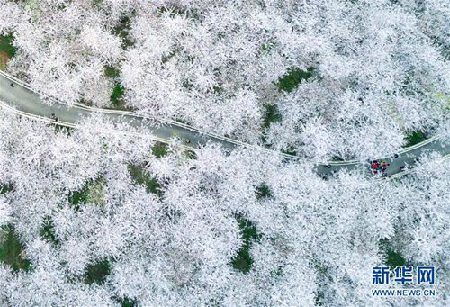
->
0, 0, 449, 160
0, 112, 449, 306
0, 0, 449, 306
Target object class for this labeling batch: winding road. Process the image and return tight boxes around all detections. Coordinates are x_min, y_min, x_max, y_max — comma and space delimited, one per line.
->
0, 70, 448, 178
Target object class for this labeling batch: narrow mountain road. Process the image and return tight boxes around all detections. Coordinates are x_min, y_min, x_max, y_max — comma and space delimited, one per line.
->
0, 70, 448, 178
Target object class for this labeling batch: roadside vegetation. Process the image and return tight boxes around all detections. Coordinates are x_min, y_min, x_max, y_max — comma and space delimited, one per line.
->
104, 65, 129, 111
0, 34, 15, 70
403, 131, 427, 148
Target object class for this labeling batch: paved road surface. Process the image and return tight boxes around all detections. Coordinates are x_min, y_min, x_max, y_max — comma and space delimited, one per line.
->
0, 70, 448, 178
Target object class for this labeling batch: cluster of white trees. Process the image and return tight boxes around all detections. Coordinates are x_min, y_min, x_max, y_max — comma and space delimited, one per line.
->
0, 110, 449, 306
0, 0, 126, 106
0, 0, 449, 304
1, 0, 449, 160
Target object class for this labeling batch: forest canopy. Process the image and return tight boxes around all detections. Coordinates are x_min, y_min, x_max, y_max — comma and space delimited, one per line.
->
0, 0, 449, 306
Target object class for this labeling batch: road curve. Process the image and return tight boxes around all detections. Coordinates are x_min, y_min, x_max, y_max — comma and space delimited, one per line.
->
0, 70, 449, 178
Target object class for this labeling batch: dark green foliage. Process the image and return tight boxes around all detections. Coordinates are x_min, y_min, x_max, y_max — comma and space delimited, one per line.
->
103, 64, 127, 106
68, 183, 90, 208
128, 164, 161, 195
0, 183, 13, 194
93, 0, 103, 8
113, 16, 133, 49
230, 216, 262, 274
120, 297, 138, 307
112, 296, 138, 307
184, 149, 197, 160
403, 131, 427, 148
384, 249, 407, 267
231, 245, 253, 274
379, 239, 407, 267
68, 177, 104, 210
104, 66, 121, 79
281, 147, 297, 156
84, 259, 111, 285
0, 34, 16, 58
157, 6, 186, 17
111, 83, 125, 108
56, 3, 67, 10
0, 225, 32, 272
263, 104, 282, 129
276, 67, 314, 93
107, 77, 131, 111
152, 142, 168, 158
40, 217, 59, 245
255, 183, 273, 200
212, 85, 223, 94
261, 104, 282, 146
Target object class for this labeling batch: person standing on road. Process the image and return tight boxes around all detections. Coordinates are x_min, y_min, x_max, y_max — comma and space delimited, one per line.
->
380, 161, 390, 174
371, 160, 380, 174
50, 113, 59, 122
